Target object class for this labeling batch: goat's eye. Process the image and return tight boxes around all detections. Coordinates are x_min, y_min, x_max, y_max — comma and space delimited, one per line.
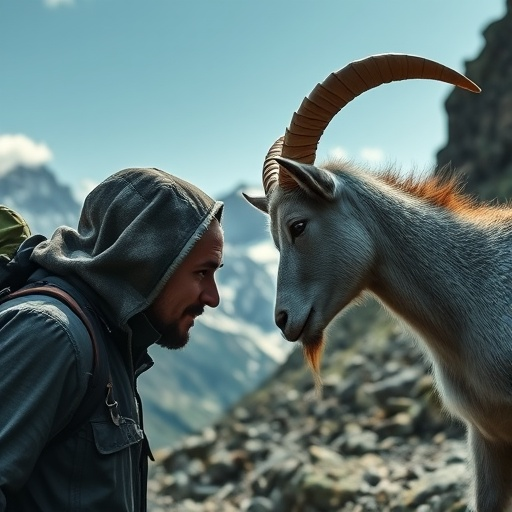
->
290, 220, 307, 239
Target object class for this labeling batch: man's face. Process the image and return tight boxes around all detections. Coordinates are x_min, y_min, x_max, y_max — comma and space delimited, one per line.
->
147, 219, 224, 349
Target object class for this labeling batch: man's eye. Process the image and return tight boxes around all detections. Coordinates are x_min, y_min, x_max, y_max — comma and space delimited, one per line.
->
290, 220, 307, 239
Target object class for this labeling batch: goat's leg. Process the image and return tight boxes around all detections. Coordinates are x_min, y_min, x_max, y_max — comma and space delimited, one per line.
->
468, 426, 512, 512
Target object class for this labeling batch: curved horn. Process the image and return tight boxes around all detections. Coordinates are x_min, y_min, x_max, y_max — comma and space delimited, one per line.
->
261, 53, 480, 194
262, 136, 284, 194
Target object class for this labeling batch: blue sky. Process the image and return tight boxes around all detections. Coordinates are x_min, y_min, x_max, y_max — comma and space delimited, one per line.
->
0, 0, 506, 202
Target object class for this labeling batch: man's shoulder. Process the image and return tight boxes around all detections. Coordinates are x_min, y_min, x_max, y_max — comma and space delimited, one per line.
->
0, 291, 95, 366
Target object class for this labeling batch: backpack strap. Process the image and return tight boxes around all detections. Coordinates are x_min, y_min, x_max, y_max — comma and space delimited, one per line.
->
1, 283, 114, 439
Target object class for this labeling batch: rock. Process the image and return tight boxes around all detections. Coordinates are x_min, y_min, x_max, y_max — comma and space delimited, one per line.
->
366, 368, 424, 404
403, 463, 468, 507
437, 0, 512, 202
176, 427, 218, 463
299, 465, 362, 509
374, 412, 414, 438
206, 449, 244, 485
341, 429, 379, 455
240, 496, 274, 512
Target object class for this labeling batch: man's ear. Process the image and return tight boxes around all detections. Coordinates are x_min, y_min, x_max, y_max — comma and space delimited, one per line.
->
242, 192, 269, 214
275, 157, 338, 201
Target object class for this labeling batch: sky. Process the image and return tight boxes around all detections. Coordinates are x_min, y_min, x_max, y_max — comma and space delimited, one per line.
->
0, 0, 507, 203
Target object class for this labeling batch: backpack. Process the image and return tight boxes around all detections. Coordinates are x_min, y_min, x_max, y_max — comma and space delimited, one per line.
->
0, 205, 116, 439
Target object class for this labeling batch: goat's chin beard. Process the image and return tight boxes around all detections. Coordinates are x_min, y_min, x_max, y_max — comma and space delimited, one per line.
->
301, 332, 325, 396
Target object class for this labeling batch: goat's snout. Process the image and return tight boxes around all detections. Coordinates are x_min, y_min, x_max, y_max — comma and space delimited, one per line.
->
275, 310, 288, 332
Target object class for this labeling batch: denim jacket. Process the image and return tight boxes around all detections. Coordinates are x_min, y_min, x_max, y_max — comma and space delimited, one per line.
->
0, 273, 155, 511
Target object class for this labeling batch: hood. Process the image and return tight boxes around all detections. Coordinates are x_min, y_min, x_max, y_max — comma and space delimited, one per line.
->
32, 167, 223, 329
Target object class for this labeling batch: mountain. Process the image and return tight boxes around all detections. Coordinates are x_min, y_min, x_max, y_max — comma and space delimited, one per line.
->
146, 3, 512, 511
0, 167, 290, 448
0, 165, 81, 236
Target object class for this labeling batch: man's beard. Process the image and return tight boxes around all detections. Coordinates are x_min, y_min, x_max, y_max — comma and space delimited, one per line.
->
154, 304, 204, 350
156, 322, 189, 350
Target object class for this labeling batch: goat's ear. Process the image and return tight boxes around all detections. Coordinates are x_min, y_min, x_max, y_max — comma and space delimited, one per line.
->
242, 192, 269, 214
275, 157, 338, 201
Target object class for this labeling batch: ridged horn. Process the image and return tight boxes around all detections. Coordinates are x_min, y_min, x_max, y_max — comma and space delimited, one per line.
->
262, 136, 284, 194
261, 53, 480, 194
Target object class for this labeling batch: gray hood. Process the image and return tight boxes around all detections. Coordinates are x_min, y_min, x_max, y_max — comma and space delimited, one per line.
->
32, 167, 223, 329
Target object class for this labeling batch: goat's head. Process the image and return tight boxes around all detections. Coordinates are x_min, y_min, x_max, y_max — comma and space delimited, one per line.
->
244, 54, 480, 379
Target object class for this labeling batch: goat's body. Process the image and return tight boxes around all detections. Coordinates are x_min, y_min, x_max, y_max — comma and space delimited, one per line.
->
355, 169, 512, 434
261, 160, 512, 511
242, 51, 488, 510
356, 171, 512, 511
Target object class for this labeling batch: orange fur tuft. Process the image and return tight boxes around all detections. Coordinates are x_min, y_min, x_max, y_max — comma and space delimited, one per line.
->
380, 171, 477, 212
374, 168, 512, 223
302, 336, 325, 397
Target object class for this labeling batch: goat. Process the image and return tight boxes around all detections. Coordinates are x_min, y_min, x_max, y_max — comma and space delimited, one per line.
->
244, 54, 512, 512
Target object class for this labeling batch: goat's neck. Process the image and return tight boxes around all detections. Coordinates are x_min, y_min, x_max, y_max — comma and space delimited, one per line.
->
362, 184, 508, 362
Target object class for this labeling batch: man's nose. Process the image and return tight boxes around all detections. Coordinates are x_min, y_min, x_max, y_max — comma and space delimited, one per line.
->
202, 280, 220, 308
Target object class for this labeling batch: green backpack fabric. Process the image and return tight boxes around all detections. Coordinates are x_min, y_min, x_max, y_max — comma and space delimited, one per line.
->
0, 205, 31, 261
0, 205, 45, 295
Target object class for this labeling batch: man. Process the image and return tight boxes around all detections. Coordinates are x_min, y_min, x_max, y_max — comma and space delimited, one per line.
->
0, 167, 224, 511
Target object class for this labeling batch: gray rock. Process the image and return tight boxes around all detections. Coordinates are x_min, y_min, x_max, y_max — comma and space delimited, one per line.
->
403, 463, 468, 506
240, 496, 275, 512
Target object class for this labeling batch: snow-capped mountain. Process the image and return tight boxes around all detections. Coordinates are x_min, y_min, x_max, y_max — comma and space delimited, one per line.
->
0, 165, 81, 236
0, 166, 289, 448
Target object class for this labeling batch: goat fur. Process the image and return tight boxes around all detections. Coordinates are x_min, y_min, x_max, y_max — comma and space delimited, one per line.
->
246, 157, 512, 512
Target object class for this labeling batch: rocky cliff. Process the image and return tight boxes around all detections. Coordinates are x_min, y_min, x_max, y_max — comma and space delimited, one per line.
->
437, 0, 512, 201
148, 2, 512, 511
